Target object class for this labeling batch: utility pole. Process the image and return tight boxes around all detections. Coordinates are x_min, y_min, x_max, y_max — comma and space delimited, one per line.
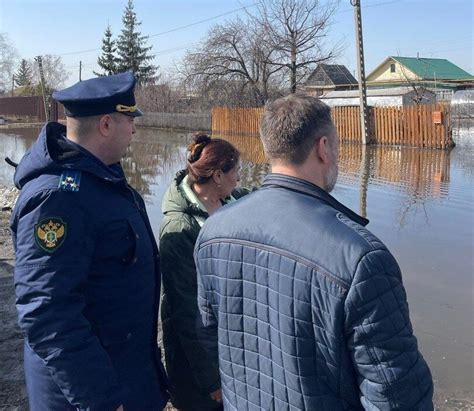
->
79, 61, 82, 82
351, 0, 369, 144
35, 55, 49, 122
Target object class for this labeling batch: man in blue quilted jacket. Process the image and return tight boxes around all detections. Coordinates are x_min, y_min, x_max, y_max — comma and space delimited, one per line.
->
194, 94, 433, 410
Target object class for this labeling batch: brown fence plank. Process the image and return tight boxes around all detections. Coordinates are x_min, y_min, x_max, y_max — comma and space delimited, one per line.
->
375, 107, 380, 144
424, 105, 431, 148
389, 107, 393, 145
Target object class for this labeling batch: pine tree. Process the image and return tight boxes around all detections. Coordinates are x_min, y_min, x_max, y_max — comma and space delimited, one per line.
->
14, 59, 33, 87
94, 24, 118, 76
116, 0, 156, 84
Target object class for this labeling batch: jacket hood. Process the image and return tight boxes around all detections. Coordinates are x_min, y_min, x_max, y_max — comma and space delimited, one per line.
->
161, 169, 208, 218
14, 122, 126, 189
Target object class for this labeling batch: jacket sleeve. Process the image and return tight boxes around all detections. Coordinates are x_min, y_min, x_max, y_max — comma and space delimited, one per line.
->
344, 249, 434, 410
13, 190, 123, 410
159, 217, 220, 393
195, 251, 219, 374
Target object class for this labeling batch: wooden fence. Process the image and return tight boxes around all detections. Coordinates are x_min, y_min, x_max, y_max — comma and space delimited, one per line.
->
212, 107, 264, 137
212, 103, 454, 149
0, 96, 66, 122
371, 103, 452, 148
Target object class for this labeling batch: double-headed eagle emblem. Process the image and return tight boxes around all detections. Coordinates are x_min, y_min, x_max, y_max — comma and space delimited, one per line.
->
34, 218, 67, 252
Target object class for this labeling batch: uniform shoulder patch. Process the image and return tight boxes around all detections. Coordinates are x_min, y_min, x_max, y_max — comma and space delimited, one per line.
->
34, 217, 67, 253
58, 170, 81, 192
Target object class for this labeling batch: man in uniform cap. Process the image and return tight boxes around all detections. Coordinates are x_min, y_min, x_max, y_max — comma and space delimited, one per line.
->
10, 72, 169, 410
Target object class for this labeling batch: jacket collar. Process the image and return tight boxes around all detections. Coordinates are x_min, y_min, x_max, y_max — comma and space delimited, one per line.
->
262, 173, 369, 227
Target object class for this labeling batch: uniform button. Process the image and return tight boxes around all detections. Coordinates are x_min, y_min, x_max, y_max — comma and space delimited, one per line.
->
133, 257, 138, 263
126, 332, 132, 340
135, 234, 139, 239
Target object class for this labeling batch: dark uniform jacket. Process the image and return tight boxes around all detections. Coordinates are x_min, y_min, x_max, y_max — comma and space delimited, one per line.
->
10, 122, 169, 410
195, 173, 434, 410
159, 170, 247, 410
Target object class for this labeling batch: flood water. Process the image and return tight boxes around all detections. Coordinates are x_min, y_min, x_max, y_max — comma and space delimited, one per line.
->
1, 126, 473, 407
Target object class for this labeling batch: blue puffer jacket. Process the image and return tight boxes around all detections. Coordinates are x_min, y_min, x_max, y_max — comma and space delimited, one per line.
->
195, 173, 433, 410
10, 122, 169, 410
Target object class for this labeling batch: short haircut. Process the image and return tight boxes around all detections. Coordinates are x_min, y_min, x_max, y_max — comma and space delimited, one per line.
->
67, 114, 103, 137
260, 94, 334, 164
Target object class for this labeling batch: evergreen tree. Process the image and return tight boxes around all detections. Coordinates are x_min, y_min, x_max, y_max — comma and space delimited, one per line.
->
94, 23, 118, 76
14, 59, 32, 87
116, 0, 156, 84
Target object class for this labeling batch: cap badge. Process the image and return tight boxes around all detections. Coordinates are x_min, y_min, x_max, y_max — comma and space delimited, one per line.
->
116, 104, 138, 113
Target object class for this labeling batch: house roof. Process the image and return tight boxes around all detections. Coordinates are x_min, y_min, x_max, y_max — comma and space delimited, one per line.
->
370, 56, 474, 81
321, 87, 434, 99
306, 64, 358, 86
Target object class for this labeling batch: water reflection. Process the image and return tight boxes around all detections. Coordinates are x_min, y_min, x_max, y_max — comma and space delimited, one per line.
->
0, 128, 40, 185
123, 128, 189, 196
214, 133, 453, 222
0, 128, 456, 225
338, 144, 452, 224
0, 128, 472, 405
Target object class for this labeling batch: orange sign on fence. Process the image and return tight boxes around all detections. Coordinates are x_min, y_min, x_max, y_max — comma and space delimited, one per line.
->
432, 111, 443, 124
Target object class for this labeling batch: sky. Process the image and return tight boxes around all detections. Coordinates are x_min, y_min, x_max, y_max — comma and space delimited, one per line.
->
1, 0, 472, 87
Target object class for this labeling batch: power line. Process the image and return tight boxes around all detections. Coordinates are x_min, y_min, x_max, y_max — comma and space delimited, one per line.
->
52, 3, 257, 58
154, 43, 200, 56
337, 0, 401, 14
64, 42, 199, 69
148, 3, 257, 38
33, 0, 397, 59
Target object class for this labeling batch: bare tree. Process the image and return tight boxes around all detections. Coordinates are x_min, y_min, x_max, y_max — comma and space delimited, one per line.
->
181, 0, 341, 106
29, 55, 71, 91
135, 73, 187, 113
0, 33, 18, 94
397, 60, 432, 105
255, 0, 341, 93
182, 17, 284, 106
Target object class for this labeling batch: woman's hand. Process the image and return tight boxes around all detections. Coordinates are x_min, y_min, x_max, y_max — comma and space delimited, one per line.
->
210, 388, 222, 403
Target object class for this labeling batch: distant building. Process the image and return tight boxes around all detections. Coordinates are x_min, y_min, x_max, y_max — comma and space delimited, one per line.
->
304, 64, 358, 96
366, 56, 474, 100
451, 90, 474, 119
319, 86, 436, 107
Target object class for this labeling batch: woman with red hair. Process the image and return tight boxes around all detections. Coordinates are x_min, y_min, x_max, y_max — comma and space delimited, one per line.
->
159, 133, 248, 411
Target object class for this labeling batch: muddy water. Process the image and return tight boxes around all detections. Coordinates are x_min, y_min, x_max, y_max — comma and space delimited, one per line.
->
1, 126, 473, 408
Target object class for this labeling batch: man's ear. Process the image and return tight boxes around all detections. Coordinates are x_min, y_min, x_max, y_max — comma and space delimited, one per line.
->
314, 136, 331, 164
98, 114, 114, 136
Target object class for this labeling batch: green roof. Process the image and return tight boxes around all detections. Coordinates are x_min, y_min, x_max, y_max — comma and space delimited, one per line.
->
391, 56, 474, 80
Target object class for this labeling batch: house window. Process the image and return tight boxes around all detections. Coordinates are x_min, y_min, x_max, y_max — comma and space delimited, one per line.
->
390, 63, 396, 73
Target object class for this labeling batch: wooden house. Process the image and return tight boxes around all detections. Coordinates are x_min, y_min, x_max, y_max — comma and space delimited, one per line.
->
304, 64, 358, 96
367, 56, 474, 100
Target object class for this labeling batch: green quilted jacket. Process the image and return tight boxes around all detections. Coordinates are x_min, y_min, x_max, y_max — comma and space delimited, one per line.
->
159, 169, 249, 410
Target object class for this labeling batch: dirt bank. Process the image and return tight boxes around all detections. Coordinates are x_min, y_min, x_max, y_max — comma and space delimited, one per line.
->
0, 199, 28, 410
